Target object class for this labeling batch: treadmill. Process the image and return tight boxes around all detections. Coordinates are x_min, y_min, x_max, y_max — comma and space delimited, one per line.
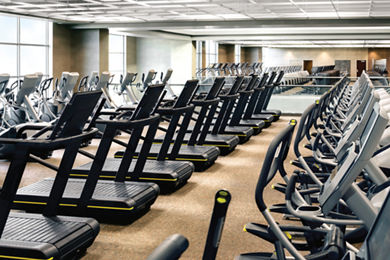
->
242, 73, 275, 127
206, 76, 254, 143
226, 74, 266, 134
154, 77, 240, 155
0, 98, 100, 259
256, 71, 284, 121
243, 71, 281, 123
13, 91, 160, 219
114, 80, 220, 171
186, 76, 254, 143
70, 84, 194, 193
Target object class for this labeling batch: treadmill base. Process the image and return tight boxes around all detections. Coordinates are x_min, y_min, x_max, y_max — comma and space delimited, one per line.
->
70, 159, 194, 193
14, 178, 160, 220
0, 212, 99, 260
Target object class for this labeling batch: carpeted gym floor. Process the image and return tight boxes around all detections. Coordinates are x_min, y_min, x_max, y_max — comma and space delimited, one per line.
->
1, 116, 301, 259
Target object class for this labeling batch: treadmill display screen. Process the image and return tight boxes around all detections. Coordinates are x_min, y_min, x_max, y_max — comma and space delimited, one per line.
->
367, 191, 390, 260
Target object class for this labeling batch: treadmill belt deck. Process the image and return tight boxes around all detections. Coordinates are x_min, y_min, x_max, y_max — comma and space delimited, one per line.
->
114, 143, 220, 171
71, 158, 194, 191
261, 109, 281, 119
237, 119, 265, 131
210, 118, 266, 131
248, 114, 275, 127
14, 178, 159, 216
0, 212, 99, 259
155, 133, 239, 155
186, 125, 253, 143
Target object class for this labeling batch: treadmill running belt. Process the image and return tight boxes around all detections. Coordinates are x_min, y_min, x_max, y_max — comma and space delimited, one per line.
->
118, 143, 220, 160
155, 133, 239, 155
143, 143, 220, 159
15, 179, 159, 215
4, 214, 85, 242
0, 212, 99, 259
71, 159, 194, 191
185, 125, 253, 143
114, 143, 220, 171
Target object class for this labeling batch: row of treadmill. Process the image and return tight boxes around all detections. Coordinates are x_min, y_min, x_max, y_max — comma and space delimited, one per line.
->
0, 69, 284, 259
147, 71, 390, 260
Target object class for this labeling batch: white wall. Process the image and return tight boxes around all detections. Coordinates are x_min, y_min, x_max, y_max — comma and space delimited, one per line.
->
262, 47, 368, 77
136, 38, 192, 84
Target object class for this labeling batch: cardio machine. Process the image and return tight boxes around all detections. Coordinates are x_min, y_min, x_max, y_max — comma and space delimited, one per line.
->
13, 90, 161, 219
114, 79, 221, 171
0, 93, 101, 259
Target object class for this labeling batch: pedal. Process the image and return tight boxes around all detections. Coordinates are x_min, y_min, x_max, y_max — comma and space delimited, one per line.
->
290, 160, 304, 169
271, 183, 287, 194
243, 223, 276, 243
269, 203, 289, 214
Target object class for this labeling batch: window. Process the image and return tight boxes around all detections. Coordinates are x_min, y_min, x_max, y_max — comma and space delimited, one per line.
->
20, 18, 47, 45
234, 45, 241, 63
20, 46, 47, 75
0, 15, 17, 43
109, 34, 126, 84
0, 14, 52, 80
205, 40, 218, 66
0, 45, 17, 76
195, 41, 202, 74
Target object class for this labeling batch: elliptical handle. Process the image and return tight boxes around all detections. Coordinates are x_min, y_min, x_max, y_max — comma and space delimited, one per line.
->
202, 189, 232, 260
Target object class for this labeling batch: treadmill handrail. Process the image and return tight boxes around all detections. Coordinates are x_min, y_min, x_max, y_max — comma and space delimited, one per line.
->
95, 114, 160, 129
0, 129, 97, 149
157, 104, 195, 115
218, 93, 240, 100
191, 97, 221, 106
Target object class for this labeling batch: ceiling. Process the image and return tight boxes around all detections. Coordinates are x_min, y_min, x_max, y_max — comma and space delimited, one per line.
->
2, 0, 390, 47
1, 0, 390, 22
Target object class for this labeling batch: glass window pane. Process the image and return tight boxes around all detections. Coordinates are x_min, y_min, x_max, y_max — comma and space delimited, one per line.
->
109, 53, 124, 72
20, 18, 46, 45
0, 15, 17, 43
20, 46, 46, 75
109, 35, 123, 53
0, 44, 17, 76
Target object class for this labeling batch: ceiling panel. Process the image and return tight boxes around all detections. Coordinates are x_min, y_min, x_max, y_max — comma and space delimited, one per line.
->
3, 0, 390, 47
0, 0, 388, 22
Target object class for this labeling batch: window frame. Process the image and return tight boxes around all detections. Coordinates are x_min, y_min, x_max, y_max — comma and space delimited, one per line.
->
0, 14, 52, 80
109, 34, 126, 83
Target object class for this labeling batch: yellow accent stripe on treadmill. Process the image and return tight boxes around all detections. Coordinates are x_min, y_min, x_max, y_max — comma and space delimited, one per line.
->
69, 174, 177, 182
117, 153, 218, 159
69, 173, 88, 177
201, 144, 230, 147
87, 205, 134, 211
221, 134, 247, 137
152, 141, 230, 148
116, 153, 210, 162
139, 177, 177, 181
59, 203, 77, 207
0, 255, 53, 260
13, 201, 133, 210
14, 201, 75, 207
175, 158, 208, 161
13, 201, 46, 205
